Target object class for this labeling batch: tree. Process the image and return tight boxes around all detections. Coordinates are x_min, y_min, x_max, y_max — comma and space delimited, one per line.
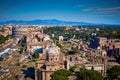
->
78, 69, 104, 80
56, 41, 62, 48
19, 48, 23, 54
50, 69, 72, 80
72, 47, 79, 54
0, 57, 3, 61
116, 55, 120, 63
91, 66, 94, 70
33, 51, 39, 59
0, 35, 6, 44
16, 62, 20, 66
69, 64, 79, 72
69, 66, 77, 72
107, 65, 120, 80
21, 43, 26, 47
0, 35, 11, 44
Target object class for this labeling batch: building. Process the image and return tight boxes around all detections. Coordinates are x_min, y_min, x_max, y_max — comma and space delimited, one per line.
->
51, 34, 54, 37
90, 37, 108, 49
59, 36, 64, 41
12, 27, 35, 38
84, 64, 105, 74
35, 43, 69, 80
26, 31, 50, 53
0, 25, 13, 37
12, 26, 50, 52
0, 48, 10, 58
90, 37, 120, 58
0, 65, 11, 80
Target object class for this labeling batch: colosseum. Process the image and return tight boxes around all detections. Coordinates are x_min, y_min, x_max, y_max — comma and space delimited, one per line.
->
12, 27, 35, 38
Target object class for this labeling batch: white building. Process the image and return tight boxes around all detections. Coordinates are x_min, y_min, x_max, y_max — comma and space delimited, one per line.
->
59, 36, 64, 41
84, 64, 104, 73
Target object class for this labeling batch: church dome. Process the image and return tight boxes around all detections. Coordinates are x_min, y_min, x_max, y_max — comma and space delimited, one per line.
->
47, 43, 60, 55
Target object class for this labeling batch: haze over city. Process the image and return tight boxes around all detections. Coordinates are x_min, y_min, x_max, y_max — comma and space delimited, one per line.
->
0, 0, 120, 25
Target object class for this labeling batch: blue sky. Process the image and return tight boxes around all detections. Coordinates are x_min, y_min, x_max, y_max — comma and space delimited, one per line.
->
0, 0, 120, 24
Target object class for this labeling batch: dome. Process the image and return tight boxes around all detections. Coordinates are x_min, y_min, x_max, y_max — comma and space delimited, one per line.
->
47, 43, 60, 55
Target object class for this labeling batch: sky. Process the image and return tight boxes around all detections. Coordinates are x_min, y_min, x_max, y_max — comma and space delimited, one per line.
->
0, 0, 120, 24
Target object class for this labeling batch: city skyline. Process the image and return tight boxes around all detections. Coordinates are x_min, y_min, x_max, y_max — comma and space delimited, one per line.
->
0, 0, 120, 24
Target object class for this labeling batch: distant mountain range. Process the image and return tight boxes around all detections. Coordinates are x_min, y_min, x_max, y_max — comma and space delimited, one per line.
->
0, 19, 119, 26
0, 19, 97, 25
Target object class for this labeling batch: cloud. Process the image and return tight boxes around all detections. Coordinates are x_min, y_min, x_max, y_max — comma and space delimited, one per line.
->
83, 6, 120, 12
95, 7, 120, 16
93, 11, 120, 16
74, 4, 84, 8
96, 7, 120, 11
82, 6, 120, 16
83, 8, 93, 12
